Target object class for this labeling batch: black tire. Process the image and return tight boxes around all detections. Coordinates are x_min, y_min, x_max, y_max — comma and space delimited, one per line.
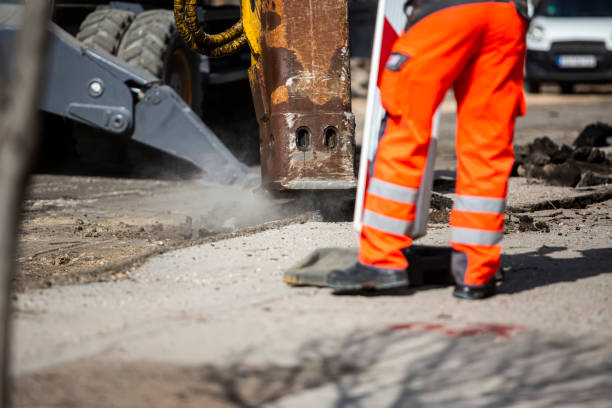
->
560, 83, 574, 94
76, 8, 135, 55
117, 10, 202, 116
526, 80, 541, 94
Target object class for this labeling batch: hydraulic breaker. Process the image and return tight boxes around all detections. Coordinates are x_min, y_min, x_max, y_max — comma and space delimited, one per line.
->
175, 0, 357, 191
242, 0, 356, 190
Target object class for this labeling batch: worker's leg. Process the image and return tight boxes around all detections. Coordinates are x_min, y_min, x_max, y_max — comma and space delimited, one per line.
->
450, 2, 527, 298
358, 5, 490, 271
328, 5, 501, 290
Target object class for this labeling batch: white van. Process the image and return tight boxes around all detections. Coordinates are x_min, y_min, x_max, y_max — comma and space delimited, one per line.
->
525, 0, 612, 93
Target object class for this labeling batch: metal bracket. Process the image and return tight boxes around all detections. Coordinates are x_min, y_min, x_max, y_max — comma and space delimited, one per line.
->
67, 104, 131, 134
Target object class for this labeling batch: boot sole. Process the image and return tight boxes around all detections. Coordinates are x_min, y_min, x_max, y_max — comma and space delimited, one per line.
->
283, 273, 326, 287
326, 279, 409, 291
452, 284, 496, 300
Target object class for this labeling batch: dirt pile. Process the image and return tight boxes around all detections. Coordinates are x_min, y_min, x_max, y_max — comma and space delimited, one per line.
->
573, 122, 612, 148
16, 175, 319, 291
504, 214, 550, 234
513, 122, 612, 187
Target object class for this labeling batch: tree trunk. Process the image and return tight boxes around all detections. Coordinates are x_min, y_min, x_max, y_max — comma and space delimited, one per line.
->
0, 0, 51, 406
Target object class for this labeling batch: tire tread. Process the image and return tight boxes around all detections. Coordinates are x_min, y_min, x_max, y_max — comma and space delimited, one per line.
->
117, 10, 176, 78
76, 9, 135, 55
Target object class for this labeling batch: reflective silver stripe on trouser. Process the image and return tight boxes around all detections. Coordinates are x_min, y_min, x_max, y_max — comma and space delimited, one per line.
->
368, 178, 418, 204
453, 195, 506, 214
451, 227, 503, 246
363, 210, 414, 236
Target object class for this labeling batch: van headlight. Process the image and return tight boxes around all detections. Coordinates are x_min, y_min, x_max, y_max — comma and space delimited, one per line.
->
528, 25, 545, 42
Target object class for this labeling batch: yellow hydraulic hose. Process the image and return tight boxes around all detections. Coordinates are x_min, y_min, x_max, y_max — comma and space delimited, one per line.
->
174, 0, 247, 57
208, 34, 248, 57
173, 0, 205, 53
186, 0, 243, 47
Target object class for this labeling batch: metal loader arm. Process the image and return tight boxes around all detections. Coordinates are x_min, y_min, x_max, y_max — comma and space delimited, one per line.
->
0, 3, 255, 186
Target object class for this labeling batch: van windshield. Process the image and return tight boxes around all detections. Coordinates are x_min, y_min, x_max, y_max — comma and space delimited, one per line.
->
537, 0, 612, 17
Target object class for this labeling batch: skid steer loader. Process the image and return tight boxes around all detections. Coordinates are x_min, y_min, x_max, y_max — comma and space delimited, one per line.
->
1, 0, 255, 185
1, 0, 373, 190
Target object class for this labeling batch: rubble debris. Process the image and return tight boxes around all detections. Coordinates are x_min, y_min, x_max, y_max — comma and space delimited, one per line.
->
507, 190, 612, 213
587, 148, 606, 164
151, 223, 163, 232
550, 145, 573, 164
513, 132, 611, 187
576, 171, 610, 188
526, 162, 582, 187
429, 208, 450, 224
504, 214, 550, 233
198, 228, 214, 238
52, 254, 72, 265
431, 192, 453, 210
428, 192, 453, 223
532, 136, 558, 157
84, 228, 100, 237
516, 215, 550, 233
573, 122, 612, 148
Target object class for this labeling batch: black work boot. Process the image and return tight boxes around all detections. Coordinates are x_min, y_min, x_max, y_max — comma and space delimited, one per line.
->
401, 246, 454, 286
451, 250, 498, 300
325, 262, 409, 291
453, 280, 496, 300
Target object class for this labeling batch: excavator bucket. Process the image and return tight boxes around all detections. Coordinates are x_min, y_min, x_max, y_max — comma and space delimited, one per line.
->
0, 3, 256, 187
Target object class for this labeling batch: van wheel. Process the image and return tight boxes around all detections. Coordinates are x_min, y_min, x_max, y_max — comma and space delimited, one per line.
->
526, 80, 541, 94
117, 9, 202, 116
560, 83, 574, 94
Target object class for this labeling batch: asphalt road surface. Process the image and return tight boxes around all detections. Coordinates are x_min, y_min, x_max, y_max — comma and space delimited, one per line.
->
11, 85, 612, 407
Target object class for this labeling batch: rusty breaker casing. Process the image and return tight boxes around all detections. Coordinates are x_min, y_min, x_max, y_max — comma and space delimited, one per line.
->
246, 0, 356, 191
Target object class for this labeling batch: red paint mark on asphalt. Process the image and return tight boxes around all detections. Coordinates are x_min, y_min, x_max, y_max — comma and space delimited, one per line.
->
388, 322, 524, 338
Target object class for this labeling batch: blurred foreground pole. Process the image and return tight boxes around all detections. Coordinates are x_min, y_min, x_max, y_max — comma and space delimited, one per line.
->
0, 0, 51, 406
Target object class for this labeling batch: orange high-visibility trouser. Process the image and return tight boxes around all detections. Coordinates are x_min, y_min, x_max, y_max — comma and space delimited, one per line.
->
359, 2, 527, 286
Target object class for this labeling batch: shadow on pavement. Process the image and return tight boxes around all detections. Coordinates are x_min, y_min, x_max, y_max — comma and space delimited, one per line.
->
14, 327, 612, 407
500, 246, 612, 295
330, 245, 611, 298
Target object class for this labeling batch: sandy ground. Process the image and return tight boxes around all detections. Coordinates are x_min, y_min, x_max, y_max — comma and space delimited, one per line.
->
12, 188, 612, 407
11, 82, 612, 406
16, 176, 310, 291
